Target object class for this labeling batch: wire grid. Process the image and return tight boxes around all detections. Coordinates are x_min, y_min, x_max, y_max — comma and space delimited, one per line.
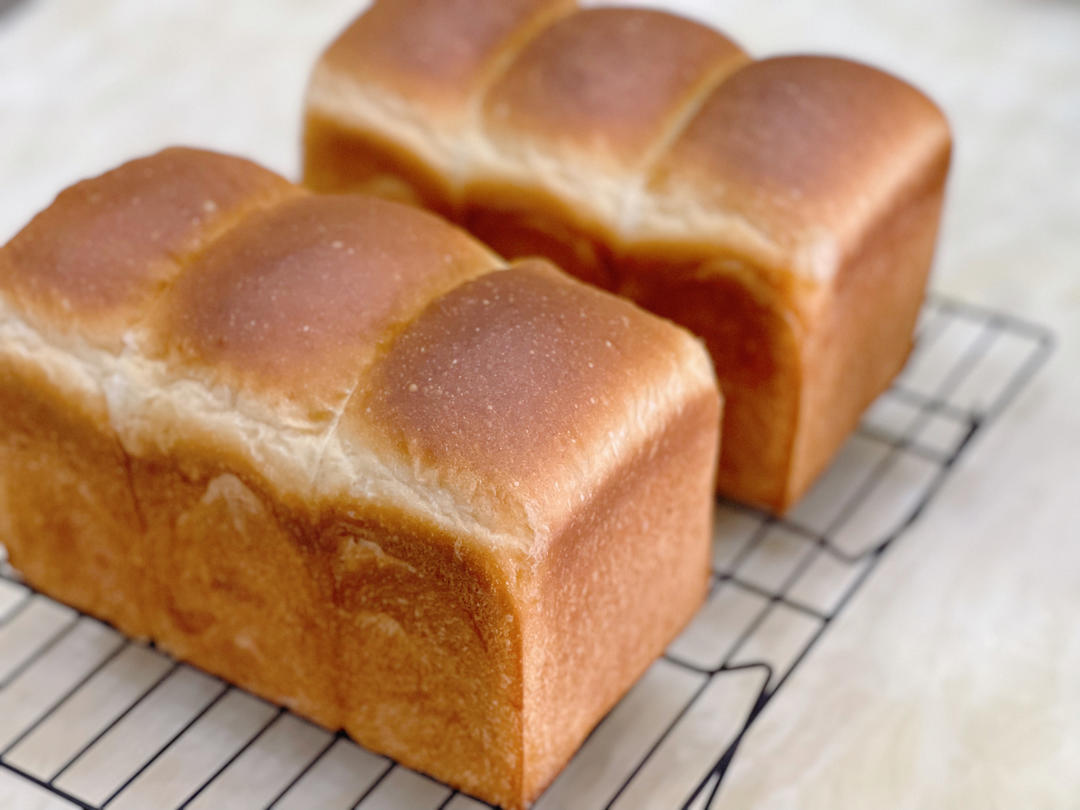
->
0, 294, 1053, 810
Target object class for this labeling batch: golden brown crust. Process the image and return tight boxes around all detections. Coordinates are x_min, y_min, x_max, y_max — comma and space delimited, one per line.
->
460, 183, 618, 289
0, 147, 296, 345
302, 112, 459, 214
647, 55, 951, 269
483, 8, 748, 167
157, 193, 498, 413
0, 148, 720, 809
132, 452, 342, 730
0, 361, 150, 637
303, 6, 953, 511
133, 442, 528, 802
359, 259, 708, 537
324, 505, 526, 803
787, 144, 951, 501
0, 388, 525, 799
319, 0, 575, 113
613, 251, 803, 509
521, 383, 718, 797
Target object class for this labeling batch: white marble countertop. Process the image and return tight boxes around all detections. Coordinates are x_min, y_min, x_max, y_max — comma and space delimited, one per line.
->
1, 1, 1078, 807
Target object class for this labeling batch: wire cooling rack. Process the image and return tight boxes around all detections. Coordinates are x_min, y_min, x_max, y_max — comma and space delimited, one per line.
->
0, 294, 1053, 810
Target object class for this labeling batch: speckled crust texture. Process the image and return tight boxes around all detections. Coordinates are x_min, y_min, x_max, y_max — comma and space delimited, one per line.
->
303, 0, 952, 512
0, 148, 719, 810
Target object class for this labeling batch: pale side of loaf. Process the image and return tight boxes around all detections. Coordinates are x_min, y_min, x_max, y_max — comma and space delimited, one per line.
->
0, 148, 720, 810
302, 0, 952, 511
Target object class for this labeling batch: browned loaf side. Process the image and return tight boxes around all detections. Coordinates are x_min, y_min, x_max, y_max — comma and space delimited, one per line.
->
303, 0, 952, 511
0, 147, 720, 810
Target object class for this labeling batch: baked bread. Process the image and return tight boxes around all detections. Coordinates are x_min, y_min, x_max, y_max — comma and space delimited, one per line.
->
0, 147, 720, 810
303, 0, 952, 511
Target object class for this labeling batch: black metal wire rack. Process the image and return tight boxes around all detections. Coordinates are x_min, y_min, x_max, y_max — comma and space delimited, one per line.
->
0, 294, 1053, 810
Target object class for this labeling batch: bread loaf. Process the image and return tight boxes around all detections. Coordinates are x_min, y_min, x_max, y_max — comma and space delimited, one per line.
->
0, 147, 720, 810
303, 0, 952, 511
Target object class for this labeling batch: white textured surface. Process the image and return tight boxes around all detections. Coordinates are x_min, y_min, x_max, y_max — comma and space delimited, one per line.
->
0, 768, 75, 810
1, 0, 1078, 808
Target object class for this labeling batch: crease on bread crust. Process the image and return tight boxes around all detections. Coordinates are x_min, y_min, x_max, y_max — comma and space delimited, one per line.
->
0, 291, 518, 549
0, 258, 715, 565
